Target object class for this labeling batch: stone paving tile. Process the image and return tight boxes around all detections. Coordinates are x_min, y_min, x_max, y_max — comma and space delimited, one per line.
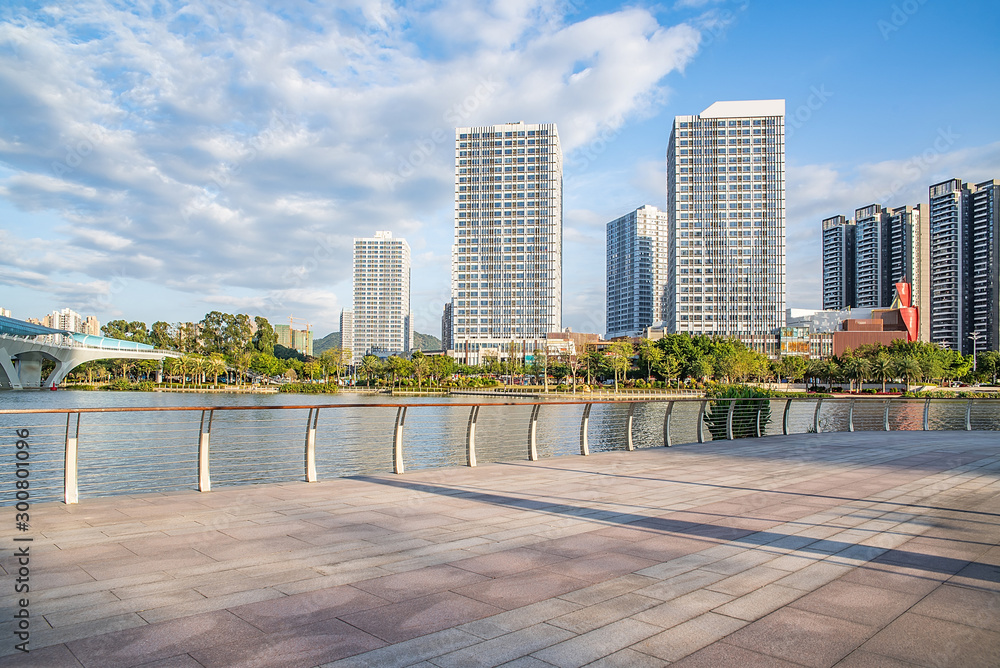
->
320, 628, 483, 668
789, 579, 923, 627
10, 431, 1000, 667
723, 607, 877, 668
455, 599, 583, 640
132, 656, 204, 667
430, 623, 575, 668
633, 588, 734, 629
908, 584, 1000, 632
351, 563, 490, 602
860, 612, 1000, 667
339, 591, 503, 644
539, 551, 657, 584
454, 569, 591, 610
547, 592, 661, 634
578, 648, 664, 667
44, 588, 208, 628
451, 547, 567, 578
530, 618, 663, 668
556, 574, 659, 606
634, 567, 729, 601
64, 610, 263, 668
228, 584, 389, 632
669, 641, 805, 667
832, 650, 923, 667
0, 643, 84, 667
189, 617, 387, 668
712, 583, 805, 621
705, 565, 788, 597
630, 611, 749, 662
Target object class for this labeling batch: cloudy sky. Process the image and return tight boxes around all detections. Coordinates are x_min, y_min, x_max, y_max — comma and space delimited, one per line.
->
1, 0, 998, 338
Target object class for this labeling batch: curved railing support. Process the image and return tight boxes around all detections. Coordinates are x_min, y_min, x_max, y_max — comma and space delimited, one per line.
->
393, 406, 407, 474
466, 405, 479, 467
198, 409, 213, 492
304, 407, 319, 482
663, 401, 674, 447
580, 403, 592, 455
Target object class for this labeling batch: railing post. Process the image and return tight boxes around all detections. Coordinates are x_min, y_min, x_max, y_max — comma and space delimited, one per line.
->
528, 404, 540, 461
466, 405, 479, 467
697, 400, 707, 443
965, 399, 972, 431
393, 406, 406, 473
580, 403, 592, 455
755, 399, 763, 438
883, 399, 891, 432
662, 401, 674, 447
782, 398, 792, 436
304, 408, 319, 482
64, 412, 80, 504
726, 399, 735, 440
848, 399, 855, 432
199, 409, 213, 492
923, 397, 931, 431
813, 398, 823, 434
626, 403, 635, 451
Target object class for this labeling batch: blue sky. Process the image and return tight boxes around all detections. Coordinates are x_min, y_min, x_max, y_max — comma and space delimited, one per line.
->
1, 0, 998, 338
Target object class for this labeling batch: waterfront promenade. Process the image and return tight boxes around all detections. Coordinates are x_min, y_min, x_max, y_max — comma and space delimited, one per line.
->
2, 431, 999, 667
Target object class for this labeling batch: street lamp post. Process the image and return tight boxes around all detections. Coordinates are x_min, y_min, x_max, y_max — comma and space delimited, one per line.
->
969, 331, 982, 374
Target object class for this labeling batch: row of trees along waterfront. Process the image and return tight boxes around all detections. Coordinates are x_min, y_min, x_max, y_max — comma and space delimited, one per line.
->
69, 313, 999, 390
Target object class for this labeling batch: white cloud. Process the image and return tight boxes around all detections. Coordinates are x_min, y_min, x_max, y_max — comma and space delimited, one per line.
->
785, 140, 1000, 308
0, 0, 706, 334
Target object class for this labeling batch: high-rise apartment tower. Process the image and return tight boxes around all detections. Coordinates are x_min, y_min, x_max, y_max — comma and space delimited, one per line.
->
665, 100, 786, 351
929, 178, 999, 353
352, 231, 412, 361
606, 205, 670, 338
450, 121, 563, 364
822, 215, 856, 310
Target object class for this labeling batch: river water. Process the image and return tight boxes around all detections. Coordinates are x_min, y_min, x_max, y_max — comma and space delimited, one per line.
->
1, 390, 989, 504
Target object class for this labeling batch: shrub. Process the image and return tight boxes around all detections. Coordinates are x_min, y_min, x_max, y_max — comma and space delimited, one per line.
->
703, 385, 773, 439
278, 382, 339, 394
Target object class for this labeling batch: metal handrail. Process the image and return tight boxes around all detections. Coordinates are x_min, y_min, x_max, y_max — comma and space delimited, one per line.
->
3, 396, 998, 505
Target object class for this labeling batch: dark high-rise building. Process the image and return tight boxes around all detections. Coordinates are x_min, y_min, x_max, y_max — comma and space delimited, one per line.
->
930, 178, 999, 353
822, 215, 856, 310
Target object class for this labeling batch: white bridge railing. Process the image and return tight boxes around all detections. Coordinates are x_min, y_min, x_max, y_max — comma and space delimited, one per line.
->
2, 397, 998, 505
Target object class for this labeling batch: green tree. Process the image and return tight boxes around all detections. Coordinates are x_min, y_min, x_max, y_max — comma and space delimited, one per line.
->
206, 353, 227, 386
637, 339, 664, 383
411, 352, 430, 389
303, 360, 322, 381
689, 356, 713, 383
360, 355, 382, 386
607, 340, 634, 390
150, 321, 173, 349
386, 356, 411, 389
656, 354, 681, 389
102, 320, 149, 343
894, 356, 922, 391
843, 356, 871, 392
253, 316, 276, 354
871, 355, 894, 393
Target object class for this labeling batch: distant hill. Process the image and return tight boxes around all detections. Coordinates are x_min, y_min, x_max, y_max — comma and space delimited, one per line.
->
313, 332, 340, 356
413, 332, 442, 351
312, 331, 442, 356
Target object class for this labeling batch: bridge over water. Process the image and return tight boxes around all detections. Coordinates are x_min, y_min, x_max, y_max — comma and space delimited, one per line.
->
0, 315, 178, 390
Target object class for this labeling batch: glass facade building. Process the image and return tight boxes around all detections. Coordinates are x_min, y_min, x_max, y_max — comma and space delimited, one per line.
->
665, 100, 786, 349
352, 231, 411, 361
450, 122, 563, 364
605, 205, 670, 339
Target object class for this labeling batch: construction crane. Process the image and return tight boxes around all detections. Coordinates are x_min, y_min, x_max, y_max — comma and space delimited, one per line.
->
289, 316, 311, 332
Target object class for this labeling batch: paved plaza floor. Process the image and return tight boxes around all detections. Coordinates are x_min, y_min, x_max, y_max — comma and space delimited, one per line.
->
2, 431, 999, 667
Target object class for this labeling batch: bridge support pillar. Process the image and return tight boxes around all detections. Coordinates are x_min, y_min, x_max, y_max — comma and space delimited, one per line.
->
0, 348, 23, 389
